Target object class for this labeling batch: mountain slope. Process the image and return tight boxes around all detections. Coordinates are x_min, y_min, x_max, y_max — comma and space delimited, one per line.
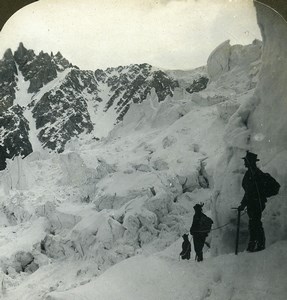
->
0, 45, 180, 156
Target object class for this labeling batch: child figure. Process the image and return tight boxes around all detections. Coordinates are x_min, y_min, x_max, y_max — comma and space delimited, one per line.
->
180, 234, 191, 260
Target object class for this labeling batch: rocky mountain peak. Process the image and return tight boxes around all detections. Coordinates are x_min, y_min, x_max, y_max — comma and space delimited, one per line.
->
3, 48, 14, 60
96, 63, 179, 122
52, 51, 75, 71
14, 42, 35, 68
13, 43, 75, 93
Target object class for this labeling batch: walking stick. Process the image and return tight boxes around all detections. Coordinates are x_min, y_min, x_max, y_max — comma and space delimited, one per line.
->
232, 208, 241, 255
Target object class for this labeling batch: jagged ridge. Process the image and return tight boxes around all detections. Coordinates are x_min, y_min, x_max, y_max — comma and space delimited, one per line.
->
0, 44, 181, 160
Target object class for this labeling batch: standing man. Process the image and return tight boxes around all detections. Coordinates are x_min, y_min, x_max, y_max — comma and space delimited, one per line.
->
238, 151, 267, 252
190, 203, 213, 262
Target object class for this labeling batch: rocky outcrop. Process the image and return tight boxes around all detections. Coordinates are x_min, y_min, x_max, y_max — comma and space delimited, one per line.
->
14, 42, 74, 93
186, 76, 209, 94
97, 64, 179, 122
32, 69, 96, 152
0, 105, 32, 165
0, 49, 18, 112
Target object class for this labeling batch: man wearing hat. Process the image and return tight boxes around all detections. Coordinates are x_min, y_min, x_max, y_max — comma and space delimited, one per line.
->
190, 203, 213, 261
238, 151, 267, 252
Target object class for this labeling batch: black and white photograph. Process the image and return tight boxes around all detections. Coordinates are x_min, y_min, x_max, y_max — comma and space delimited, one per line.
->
0, 0, 286, 299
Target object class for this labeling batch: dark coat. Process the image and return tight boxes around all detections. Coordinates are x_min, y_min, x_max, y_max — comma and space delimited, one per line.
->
190, 212, 208, 237
241, 167, 267, 214
180, 239, 191, 260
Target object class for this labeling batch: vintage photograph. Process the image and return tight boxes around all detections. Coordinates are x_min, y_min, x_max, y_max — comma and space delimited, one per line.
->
0, 0, 286, 299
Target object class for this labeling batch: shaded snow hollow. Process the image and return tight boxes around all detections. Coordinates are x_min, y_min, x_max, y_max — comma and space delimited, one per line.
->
47, 241, 287, 300
0, 3, 287, 300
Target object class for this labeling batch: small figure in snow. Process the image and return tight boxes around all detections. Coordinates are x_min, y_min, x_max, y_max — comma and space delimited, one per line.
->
180, 234, 191, 260
190, 203, 213, 262
237, 151, 280, 252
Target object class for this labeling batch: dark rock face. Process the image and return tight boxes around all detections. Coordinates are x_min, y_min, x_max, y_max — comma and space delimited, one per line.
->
0, 43, 75, 167
14, 42, 74, 93
0, 105, 32, 169
186, 76, 209, 94
150, 70, 179, 102
32, 69, 96, 152
0, 49, 18, 112
97, 63, 179, 122
0, 145, 8, 170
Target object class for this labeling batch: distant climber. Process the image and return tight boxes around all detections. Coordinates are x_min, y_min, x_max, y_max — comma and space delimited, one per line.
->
238, 151, 280, 252
180, 234, 191, 260
190, 203, 213, 262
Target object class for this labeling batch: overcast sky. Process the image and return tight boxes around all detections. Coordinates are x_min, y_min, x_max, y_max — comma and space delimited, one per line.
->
0, 0, 261, 70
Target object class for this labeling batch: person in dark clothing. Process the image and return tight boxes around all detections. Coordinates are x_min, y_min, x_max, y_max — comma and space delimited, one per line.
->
180, 234, 191, 260
190, 203, 212, 262
238, 151, 267, 252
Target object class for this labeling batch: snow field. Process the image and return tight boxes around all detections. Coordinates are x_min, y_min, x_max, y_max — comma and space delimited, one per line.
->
46, 241, 287, 300
0, 89, 226, 298
0, 14, 286, 299
0, 98, 223, 299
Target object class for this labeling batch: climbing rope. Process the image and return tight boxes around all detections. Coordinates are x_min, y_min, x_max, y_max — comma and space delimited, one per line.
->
190, 210, 247, 234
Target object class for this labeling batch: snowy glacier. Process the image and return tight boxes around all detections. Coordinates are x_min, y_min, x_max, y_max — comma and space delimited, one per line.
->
0, 2, 286, 300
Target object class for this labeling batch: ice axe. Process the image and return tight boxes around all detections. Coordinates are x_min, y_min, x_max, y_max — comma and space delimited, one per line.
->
232, 207, 241, 255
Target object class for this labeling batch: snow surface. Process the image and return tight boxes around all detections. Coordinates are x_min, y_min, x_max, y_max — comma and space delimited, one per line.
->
87, 79, 115, 137
46, 241, 287, 300
0, 3, 286, 299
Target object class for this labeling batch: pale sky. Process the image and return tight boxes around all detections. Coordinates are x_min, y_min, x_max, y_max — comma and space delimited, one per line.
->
0, 0, 261, 70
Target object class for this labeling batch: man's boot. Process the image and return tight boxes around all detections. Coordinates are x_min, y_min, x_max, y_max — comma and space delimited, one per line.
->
253, 242, 265, 252
253, 233, 265, 252
253, 224, 265, 252
197, 252, 203, 262
246, 240, 256, 252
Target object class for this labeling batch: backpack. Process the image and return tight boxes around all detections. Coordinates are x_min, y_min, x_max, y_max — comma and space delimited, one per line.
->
199, 214, 213, 234
259, 172, 280, 198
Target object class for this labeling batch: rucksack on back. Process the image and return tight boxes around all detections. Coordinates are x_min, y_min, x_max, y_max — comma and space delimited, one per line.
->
199, 214, 213, 234
260, 172, 280, 198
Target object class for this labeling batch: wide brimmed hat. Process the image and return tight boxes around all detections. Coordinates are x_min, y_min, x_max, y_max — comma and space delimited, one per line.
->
193, 203, 204, 211
242, 151, 259, 162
